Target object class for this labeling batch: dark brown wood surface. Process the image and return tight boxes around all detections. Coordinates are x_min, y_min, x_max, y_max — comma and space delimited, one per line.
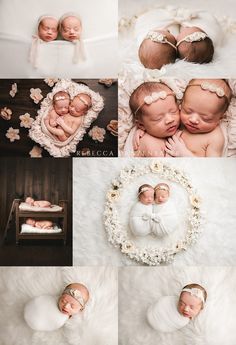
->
0, 79, 118, 157
0, 157, 72, 266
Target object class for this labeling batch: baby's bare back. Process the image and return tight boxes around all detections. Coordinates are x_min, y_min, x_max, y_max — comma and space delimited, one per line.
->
182, 126, 224, 157
34, 200, 51, 208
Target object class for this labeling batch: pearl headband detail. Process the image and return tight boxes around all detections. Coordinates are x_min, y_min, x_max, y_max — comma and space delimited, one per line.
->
182, 288, 205, 304
134, 91, 174, 117
176, 31, 208, 47
145, 30, 177, 51
138, 187, 153, 195
54, 95, 68, 101
187, 82, 230, 103
63, 288, 85, 310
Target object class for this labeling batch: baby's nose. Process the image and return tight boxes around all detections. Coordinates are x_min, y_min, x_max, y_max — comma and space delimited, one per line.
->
189, 114, 199, 124
165, 113, 174, 123
184, 305, 190, 312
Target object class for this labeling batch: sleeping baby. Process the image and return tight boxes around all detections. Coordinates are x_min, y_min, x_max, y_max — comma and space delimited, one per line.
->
26, 218, 53, 230
24, 282, 89, 331
147, 283, 207, 333
44, 93, 92, 142
25, 197, 52, 208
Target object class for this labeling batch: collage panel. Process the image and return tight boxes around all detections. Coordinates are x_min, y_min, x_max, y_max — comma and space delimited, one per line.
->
0, 157, 72, 266
119, 266, 236, 345
0, 79, 118, 158
0, 0, 117, 78
73, 157, 236, 266
0, 266, 118, 345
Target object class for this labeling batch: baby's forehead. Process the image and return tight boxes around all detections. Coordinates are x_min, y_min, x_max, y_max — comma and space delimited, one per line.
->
40, 17, 58, 26
60, 293, 79, 303
62, 16, 81, 26
180, 292, 201, 305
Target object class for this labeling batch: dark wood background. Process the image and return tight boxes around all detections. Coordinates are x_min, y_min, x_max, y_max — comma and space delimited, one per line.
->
0, 158, 72, 266
0, 79, 118, 157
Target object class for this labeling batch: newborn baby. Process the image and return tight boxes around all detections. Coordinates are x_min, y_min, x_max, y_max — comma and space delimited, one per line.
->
45, 93, 92, 142
147, 283, 207, 333
129, 184, 155, 237
127, 82, 180, 157
38, 16, 59, 42
24, 282, 89, 331
47, 91, 71, 127
166, 79, 232, 157
26, 218, 53, 230
151, 183, 179, 237
25, 197, 52, 208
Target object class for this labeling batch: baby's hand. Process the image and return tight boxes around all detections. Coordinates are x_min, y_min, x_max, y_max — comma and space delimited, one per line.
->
49, 120, 57, 127
165, 132, 192, 157
56, 117, 64, 126
133, 128, 145, 150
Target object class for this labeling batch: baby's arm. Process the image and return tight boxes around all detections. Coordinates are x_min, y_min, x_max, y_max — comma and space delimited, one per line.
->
48, 108, 59, 127
44, 118, 66, 137
165, 132, 195, 157
205, 130, 224, 157
135, 133, 165, 157
56, 117, 74, 135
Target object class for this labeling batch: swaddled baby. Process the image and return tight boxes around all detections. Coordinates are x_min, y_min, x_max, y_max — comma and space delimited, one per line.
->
147, 283, 207, 333
151, 183, 179, 237
24, 283, 89, 331
129, 184, 154, 236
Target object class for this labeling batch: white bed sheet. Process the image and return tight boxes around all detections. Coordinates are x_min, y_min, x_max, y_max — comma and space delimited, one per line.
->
21, 224, 62, 234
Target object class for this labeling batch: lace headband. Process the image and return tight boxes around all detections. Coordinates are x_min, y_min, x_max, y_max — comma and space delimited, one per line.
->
182, 288, 205, 304
154, 184, 169, 192
54, 95, 69, 101
134, 91, 174, 117
138, 186, 153, 195
186, 81, 230, 103
145, 31, 177, 51
176, 31, 208, 47
63, 288, 85, 310
78, 96, 90, 107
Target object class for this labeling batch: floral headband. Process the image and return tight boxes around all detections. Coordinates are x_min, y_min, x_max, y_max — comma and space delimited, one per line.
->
176, 31, 208, 47
134, 91, 174, 116
145, 30, 177, 51
77, 95, 90, 108
54, 95, 69, 101
154, 184, 169, 192
63, 288, 85, 310
138, 186, 153, 195
182, 288, 205, 304
186, 81, 230, 103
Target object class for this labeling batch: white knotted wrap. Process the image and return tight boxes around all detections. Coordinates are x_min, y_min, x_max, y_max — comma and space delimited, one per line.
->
24, 295, 69, 331
129, 202, 153, 236
151, 200, 179, 237
59, 12, 86, 64
29, 15, 58, 68
147, 295, 189, 333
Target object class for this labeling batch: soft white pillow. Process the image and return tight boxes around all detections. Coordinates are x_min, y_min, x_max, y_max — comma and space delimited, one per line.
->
24, 295, 69, 331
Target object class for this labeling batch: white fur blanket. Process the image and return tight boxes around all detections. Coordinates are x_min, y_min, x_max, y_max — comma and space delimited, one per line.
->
73, 158, 236, 266
0, 267, 117, 345
19, 203, 62, 212
119, 266, 236, 345
21, 224, 62, 234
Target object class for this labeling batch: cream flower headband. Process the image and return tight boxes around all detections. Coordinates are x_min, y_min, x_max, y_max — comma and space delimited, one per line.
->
134, 91, 174, 116
186, 81, 230, 103
182, 288, 205, 304
154, 184, 170, 192
138, 186, 153, 195
145, 30, 177, 51
63, 288, 85, 310
176, 31, 208, 47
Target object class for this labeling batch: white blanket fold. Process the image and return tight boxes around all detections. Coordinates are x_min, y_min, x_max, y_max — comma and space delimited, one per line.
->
19, 203, 62, 212
21, 223, 62, 234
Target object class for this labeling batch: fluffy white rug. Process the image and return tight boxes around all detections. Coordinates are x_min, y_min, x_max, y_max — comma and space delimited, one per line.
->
119, 266, 236, 345
0, 267, 117, 345
73, 157, 236, 266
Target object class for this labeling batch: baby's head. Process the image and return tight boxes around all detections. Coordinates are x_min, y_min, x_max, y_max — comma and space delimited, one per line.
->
53, 91, 70, 115
181, 79, 232, 134
176, 27, 214, 64
60, 14, 82, 41
26, 218, 36, 226
154, 183, 170, 204
139, 29, 177, 69
25, 197, 34, 206
58, 283, 89, 317
138, 184, 154, 205
69, 93, 92, 117
38, 16, 58, 42
130, 82, 180, 138
178, 283, 207, 319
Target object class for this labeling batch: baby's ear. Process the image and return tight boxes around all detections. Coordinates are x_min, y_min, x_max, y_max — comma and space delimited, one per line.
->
135, 119, 145, 131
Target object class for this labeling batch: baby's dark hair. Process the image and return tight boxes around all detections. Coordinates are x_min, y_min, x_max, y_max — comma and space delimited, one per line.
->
139, 36, 177, 69
129, 82, 172, 120
177, 37, 214, 64
182, 283, 207, 303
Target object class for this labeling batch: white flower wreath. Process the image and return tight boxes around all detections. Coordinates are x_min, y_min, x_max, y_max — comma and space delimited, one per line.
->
104, 160, 202, 265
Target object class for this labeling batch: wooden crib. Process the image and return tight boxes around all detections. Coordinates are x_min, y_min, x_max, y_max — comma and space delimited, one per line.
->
15, 199, 68, 245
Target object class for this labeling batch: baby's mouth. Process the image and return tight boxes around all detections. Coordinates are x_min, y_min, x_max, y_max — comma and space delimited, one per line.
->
167, 125, 177, 133
186, 123, 199, 131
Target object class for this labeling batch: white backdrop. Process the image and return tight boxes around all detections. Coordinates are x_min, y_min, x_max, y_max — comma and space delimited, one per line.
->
73, 158, 236, 266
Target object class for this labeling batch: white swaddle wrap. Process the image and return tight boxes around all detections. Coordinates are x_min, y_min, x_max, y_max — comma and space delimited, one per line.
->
181, 11, 223, 47
24, 295, 69, 331
129, 202, 153, 236
135, 8, 180, 47
147, 295, 189, 333
151, 200, 179, 237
